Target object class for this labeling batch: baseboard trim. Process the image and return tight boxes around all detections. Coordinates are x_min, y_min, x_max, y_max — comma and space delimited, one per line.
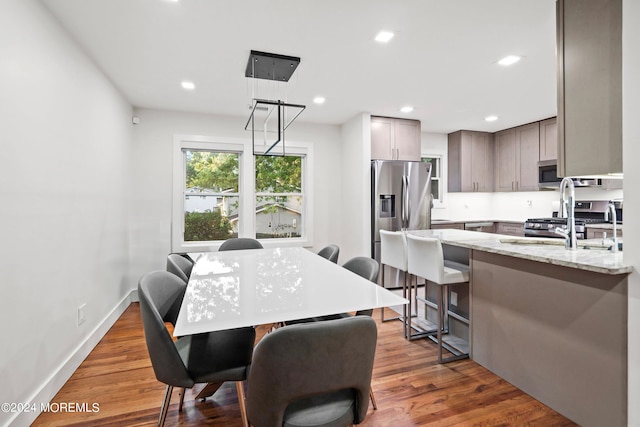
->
9, 289, 138, 427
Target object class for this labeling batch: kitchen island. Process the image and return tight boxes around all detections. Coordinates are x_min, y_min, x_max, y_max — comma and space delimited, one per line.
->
410, 229, 630, 427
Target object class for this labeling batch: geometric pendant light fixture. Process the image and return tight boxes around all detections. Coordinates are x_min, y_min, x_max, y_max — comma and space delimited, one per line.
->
244, 50, 306, 155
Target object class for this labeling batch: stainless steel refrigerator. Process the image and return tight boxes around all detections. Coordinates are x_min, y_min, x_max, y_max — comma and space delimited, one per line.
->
371, 160, 432, 288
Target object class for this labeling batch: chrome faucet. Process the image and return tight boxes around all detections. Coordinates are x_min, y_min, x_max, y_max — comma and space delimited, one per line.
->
556, 177, 577, 250
605, 201, 619, 252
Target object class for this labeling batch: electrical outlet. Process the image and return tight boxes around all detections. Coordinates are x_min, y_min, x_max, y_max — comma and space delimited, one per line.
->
450, 292, 458, 306
78, 303, 87, 326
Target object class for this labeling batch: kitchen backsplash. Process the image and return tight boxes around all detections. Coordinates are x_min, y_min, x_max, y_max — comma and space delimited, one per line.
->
432, 188, 623, 222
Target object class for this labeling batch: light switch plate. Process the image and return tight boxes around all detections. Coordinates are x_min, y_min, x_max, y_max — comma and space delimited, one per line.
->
450, 292, 458, 306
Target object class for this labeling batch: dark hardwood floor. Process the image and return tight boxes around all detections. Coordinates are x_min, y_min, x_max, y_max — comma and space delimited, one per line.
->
33, 304, 577, 426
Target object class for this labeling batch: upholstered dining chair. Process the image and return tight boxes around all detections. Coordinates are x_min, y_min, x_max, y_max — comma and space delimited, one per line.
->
219, 237, 264, 251
317, 244, 340, 263
166, 253, 194, 284
245, 316, 378, 427
138, 271, 255, 427
285, 256, 380, 409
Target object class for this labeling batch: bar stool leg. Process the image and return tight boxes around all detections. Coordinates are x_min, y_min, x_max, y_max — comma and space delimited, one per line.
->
437, 285, 445, 364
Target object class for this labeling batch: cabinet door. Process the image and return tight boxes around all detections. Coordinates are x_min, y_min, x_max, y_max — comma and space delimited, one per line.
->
494, 129, 517, 192
371, 116, 394, 160
496, 222, 524, 237
431, 223, 465, 230
557, 0, 622, 176
539, 117, 557, 161
516, 122, 540, 191
395, 119, 421, 161
470, 132, 493, 192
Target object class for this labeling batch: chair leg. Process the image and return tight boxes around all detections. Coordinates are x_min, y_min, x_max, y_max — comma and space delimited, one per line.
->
369, 387, 378, 410
236, 381, 249, 427
178, 387, 186, 412
158, 385, 173, 427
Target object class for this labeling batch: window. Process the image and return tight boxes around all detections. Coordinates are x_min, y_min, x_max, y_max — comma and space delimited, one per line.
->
172, 135, 313, 252
255, 155, 303, 239
183, 150, 239, 241
422, 156, 443, 205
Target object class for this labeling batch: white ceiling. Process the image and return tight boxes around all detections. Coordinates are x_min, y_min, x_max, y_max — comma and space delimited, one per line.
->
40, 0, 558, 134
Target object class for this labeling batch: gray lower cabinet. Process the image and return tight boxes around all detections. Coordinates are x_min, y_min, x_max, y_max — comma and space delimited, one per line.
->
431, 222, 465, 230
586, 227, 622, 240
448, 130, 493, 192
495, 222, 524, 236
557, 0, 622, 176
464, 222, 494, 233
371, 116, 421, 161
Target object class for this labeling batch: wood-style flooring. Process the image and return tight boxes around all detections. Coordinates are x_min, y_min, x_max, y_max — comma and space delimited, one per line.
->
33, 304, 577, 426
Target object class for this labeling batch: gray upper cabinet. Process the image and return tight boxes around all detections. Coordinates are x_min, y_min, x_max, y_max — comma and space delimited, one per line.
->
557, 0, 622, 176
539, 117, 558, 162
371, 116, 421, 161
448, 130, 493, 192
494, 123, 540, 192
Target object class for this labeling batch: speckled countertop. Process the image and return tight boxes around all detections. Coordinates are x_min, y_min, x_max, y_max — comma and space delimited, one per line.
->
409, 229, 630, 275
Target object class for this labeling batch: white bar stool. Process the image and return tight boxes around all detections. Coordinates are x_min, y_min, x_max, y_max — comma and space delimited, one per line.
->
406, 233, 470, 363
379, 230, 412, 337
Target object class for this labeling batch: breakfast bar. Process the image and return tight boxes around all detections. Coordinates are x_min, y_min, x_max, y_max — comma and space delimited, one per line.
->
409, 229, 630, 427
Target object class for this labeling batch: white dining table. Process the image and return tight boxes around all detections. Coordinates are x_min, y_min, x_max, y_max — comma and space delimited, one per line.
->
173, 246, 408, 337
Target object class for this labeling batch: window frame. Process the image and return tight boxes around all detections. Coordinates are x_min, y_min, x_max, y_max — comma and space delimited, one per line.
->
172, 134, 313, 252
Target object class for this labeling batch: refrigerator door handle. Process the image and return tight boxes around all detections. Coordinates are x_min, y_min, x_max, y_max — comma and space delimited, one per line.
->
405, 173, 411, 229
402, 175, 409, 230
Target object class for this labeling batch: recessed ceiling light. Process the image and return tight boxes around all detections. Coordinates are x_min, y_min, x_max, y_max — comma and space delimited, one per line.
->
181, 81, 195, 90
313, 96, 325, 104
400, 106, 414, 113
485, 115, 499, 122
498, 55, 521, 66
375, 31, 394, 43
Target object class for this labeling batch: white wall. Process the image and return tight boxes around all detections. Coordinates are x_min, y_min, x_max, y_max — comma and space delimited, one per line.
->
623, 1, 640, 424
0, 1, 133, 426
340, 113, 372, 262
129, 108, 344, 280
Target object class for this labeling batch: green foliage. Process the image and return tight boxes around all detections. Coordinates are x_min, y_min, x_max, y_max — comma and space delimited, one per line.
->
186, 151, 239, 192
255, 155, 302, 193
184, 210, 234, 241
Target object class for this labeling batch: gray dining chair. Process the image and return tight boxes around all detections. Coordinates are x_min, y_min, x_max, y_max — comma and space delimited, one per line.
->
317, 244, 340, 263
283, 256, 380, 409
166, 253, 194, 283
138, 271, 255, 427
219, 238, 264, 251
245, 316, 378, 427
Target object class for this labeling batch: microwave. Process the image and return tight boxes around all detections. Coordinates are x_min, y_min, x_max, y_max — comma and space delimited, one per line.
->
538, 160, 601, 189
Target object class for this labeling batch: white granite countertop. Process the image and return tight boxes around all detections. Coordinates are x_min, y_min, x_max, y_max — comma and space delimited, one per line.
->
409, 229, 630, 275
